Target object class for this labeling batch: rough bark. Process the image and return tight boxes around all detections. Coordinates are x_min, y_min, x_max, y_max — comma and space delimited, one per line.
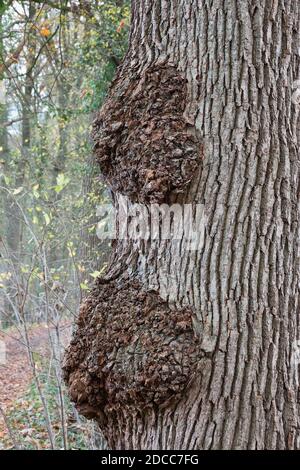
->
64, 0, 300, 449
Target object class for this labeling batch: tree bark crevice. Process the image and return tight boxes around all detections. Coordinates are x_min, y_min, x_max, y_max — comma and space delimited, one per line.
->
64, 0, 300, 450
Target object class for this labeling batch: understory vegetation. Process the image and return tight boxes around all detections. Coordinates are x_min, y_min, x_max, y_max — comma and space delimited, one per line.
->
0, 0, 129, 449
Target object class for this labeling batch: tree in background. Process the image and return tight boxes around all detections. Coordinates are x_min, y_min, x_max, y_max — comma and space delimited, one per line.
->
0, 0, 129, 450
0, 0, 130, 326
64, 0, 300, 450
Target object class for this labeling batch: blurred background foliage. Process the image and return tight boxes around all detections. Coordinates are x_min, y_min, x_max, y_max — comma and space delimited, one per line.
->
0, 0, 130, 449
0, 0, 130, 323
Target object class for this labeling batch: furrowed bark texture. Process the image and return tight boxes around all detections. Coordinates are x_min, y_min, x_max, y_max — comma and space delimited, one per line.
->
64, 0, 300, 449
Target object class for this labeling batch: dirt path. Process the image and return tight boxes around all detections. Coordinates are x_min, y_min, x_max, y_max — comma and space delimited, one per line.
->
0, 323, 71, 443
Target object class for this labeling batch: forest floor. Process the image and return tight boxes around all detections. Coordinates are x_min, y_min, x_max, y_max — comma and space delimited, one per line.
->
0, 323, 72, 448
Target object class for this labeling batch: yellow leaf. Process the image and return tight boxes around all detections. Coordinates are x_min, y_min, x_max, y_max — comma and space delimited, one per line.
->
12, 186, 23, 195
40, 27, 51, 38
43, 212, 50, 225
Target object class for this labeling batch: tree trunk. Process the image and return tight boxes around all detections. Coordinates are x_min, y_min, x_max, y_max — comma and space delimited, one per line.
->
63, 0, 300, 449
3, 5, 36, 326
0, 15, 12, 328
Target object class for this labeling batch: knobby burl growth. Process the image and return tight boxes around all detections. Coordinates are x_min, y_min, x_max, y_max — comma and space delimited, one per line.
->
92, 64, 202, 203
63, 64, 203, 431
63, 278, 201, 424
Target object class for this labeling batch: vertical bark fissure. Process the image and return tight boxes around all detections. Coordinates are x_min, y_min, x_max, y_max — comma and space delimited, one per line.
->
64, 0, 300, 449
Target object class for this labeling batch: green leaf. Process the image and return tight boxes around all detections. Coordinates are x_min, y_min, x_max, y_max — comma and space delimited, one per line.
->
0, 0, 8, 15
32, 184, 40, 199
80, 283, 90, 291
43, 213, 50, 226
54, 173, 70, 193
89, 270, 102, 279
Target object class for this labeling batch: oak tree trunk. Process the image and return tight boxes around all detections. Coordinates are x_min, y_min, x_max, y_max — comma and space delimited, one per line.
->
64, 0, 300, 449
